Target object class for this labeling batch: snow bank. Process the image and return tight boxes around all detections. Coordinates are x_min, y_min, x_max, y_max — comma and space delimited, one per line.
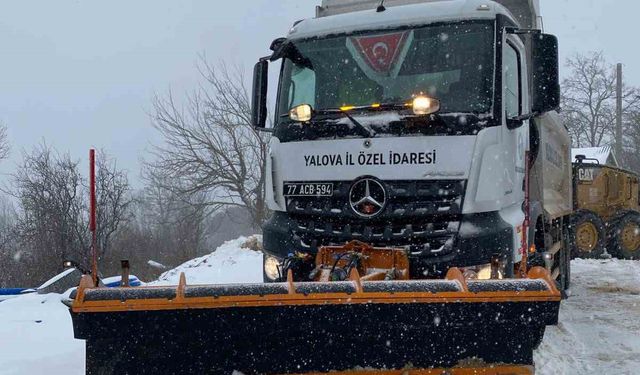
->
151, 235, 264, 286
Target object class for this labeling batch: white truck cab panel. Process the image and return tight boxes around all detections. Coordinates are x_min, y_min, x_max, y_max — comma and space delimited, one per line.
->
258, 0, 567, 278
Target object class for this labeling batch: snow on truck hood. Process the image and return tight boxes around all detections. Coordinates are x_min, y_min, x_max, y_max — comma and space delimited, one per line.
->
289, 0, 513, 40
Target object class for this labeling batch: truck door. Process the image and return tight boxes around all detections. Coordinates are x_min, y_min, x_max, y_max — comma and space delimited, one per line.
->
502, 34, 528, 207
501, 34, 529, 261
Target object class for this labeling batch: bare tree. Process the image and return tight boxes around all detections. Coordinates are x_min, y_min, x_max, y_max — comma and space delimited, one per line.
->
99, 184, 212, 281
11, 145, 131, 281
146, 60, 269, 228
144, 174, 211, 261
622, 109, 640, 173
13, 145, 88, 274
0, 196, 20, 287
95, 152, 132, 257
561, 52, 639, 148
0, 123, 10, 161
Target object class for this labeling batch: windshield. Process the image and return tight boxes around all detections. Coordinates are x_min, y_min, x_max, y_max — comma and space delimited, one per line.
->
277, 21, 495, 119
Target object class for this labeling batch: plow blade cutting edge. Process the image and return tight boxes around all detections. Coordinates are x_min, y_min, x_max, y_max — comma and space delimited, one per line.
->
70, 266, 560, 374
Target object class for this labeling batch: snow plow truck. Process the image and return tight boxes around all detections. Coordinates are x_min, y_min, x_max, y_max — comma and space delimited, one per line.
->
69, 0, 571, 374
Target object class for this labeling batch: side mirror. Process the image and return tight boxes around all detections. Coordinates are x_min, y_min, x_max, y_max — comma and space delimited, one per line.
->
531, 33, 560, 114
252, 59, 269, 129
270, 37, 287, 52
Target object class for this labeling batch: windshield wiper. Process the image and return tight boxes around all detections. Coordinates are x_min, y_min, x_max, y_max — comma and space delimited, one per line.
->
282, 101, 415, 137
328, 110, 375, 138
278, 111, 373, 138
315, 102, 412, 137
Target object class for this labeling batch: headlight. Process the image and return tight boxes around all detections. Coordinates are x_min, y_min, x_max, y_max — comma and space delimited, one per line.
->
476, 265, 493, 280
477, 264, 504, 280
263, 255, 282, 281
463, 263, 504, 280
462, 269, 478, 280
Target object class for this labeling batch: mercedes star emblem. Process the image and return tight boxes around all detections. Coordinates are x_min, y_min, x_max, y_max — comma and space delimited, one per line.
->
349, 178, 387, 218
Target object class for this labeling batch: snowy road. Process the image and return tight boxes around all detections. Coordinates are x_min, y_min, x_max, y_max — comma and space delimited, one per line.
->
0, 237, 638, 375
535, 259, 640, 374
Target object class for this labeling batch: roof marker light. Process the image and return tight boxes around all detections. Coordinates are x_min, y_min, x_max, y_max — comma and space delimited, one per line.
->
411, 96, 441, 116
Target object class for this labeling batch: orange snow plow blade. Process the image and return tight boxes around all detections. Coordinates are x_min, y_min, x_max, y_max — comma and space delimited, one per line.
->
70, 242, 560, 374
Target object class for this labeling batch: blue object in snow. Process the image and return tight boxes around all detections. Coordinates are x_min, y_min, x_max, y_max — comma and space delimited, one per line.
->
0, 288, 35, 301
0, 288, 30, 295
102, 276, 142, 288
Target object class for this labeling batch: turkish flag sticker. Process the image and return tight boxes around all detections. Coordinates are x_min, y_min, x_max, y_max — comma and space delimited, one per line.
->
349, 31, 412, 74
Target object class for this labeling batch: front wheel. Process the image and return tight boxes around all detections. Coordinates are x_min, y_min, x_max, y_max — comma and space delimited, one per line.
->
571, 210, 606, 259
608, 213, 640, 259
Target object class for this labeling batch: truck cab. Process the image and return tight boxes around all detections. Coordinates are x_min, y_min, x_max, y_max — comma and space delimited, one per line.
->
253, 0, 569, 282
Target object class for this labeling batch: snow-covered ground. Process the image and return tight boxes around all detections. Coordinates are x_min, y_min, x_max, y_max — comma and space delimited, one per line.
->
0, 236, 638, 375
0, 292, 84, 375
151, 236, 263, 286
534, 259, 640, 374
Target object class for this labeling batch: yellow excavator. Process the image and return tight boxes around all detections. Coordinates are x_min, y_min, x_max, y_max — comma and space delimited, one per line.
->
572, 154, 640, 259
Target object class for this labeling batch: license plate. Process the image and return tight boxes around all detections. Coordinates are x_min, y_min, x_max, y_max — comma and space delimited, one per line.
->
284, 183, 334, 197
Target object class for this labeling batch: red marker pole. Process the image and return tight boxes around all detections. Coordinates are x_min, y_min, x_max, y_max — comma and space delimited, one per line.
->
518, 151, 530, 278
90, 149, 98, 286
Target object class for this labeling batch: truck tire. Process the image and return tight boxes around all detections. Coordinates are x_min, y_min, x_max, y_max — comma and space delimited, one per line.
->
570, 210, 605, 259
608, 213, 640, 259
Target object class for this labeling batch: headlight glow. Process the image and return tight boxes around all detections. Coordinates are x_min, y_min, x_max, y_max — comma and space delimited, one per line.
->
264, 255, 282, 281
477, 264, 505, 280
411, 96, 441, 115
476, 265, 493, 280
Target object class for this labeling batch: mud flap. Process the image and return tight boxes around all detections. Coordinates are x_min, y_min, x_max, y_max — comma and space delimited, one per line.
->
70, 267, 560, 375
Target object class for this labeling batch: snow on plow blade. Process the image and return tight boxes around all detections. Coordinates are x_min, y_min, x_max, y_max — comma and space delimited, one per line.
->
290, 368, 534, 375
70, 266, 560, 375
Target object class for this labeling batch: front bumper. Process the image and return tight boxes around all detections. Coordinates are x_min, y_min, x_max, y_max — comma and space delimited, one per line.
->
263, 211, 513, 277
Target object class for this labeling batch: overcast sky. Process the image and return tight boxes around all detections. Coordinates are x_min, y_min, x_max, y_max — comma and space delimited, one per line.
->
1, 0, 637, 187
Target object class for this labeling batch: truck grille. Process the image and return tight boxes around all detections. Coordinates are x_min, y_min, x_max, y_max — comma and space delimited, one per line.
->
285, 180, 466, 256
